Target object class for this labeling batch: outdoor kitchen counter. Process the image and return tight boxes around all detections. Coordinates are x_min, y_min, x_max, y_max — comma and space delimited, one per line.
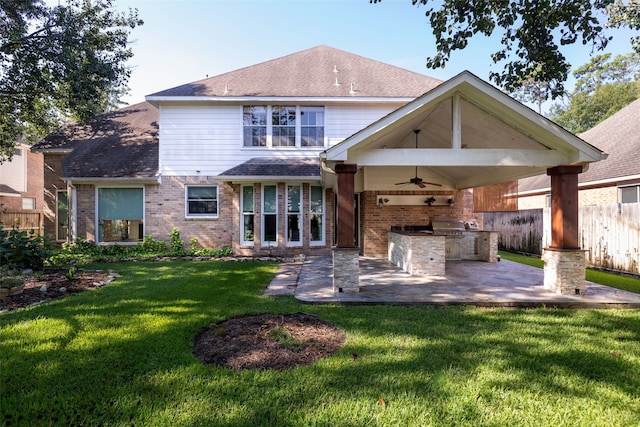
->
388, 231, 499, 276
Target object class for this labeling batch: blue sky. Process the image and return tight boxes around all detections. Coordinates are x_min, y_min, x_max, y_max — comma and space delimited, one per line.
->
99, 0, 637, 111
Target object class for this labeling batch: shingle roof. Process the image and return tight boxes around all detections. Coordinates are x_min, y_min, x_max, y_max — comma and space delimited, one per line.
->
519, 98, 640, 192
219, 158, 320, 178
33, 102, 159, 179
149, 45, 442, 98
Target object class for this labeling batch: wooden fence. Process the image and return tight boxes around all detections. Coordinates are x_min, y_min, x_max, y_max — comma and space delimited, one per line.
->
0, 211, 44, 235
484, 203, 640, 276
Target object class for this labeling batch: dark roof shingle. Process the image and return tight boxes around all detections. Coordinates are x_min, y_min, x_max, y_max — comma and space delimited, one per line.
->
219, 158, 320, 178
33, 102, 159, 179
519, 98, 640, 192
149, 45, 442, 98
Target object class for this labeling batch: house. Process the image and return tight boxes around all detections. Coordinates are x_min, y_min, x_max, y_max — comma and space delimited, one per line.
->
0, 142, 44, 233
33, 45, 607, 294
518, 98, 640, 208
0, 143, 44, 212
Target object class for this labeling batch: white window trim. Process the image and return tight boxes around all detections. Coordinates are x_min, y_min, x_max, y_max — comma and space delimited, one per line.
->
240, 185, 255, 247
243, 105, 326, 149
261, 184, 278, 247
56, 190, 68, 241
309, 185, 326, 246
185, 185, 219, 218
95, 186, 145, 245
286, 183, 302, 247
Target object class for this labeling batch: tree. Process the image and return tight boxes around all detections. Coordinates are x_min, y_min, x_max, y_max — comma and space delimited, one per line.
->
548, 52, 640, 133
509, 64, 555, 114
0, 0, 142, 161
371, 0, 639, 100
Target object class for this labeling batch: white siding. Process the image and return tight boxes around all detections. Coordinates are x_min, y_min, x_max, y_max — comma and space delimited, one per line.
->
159, 102, 402, 176
0, 148, 26, 192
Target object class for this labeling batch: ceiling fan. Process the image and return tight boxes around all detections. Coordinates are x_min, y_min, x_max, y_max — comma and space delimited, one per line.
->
395, 130, 442, 189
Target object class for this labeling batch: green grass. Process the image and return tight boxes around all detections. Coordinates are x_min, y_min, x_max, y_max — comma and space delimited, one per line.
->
2, 260, 640, 426
500, 250, 640, 294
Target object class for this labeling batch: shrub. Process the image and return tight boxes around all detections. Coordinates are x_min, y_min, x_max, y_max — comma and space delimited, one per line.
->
138, 235, 167, 253
0, 225, 51, 271
169, 228, 184, 254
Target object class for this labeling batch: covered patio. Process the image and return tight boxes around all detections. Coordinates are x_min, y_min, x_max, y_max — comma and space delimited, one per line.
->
265, 255, 640, 308
321, 71, 608, 296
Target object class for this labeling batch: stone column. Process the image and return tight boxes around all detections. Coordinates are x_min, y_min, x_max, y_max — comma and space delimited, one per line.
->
544, 166, 586, 295
333, 163, 359, 293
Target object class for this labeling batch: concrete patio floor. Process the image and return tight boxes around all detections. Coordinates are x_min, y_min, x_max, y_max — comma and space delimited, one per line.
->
264, 255, 640, 308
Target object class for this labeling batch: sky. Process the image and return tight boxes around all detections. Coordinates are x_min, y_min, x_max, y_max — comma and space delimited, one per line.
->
58, 0, 639, 112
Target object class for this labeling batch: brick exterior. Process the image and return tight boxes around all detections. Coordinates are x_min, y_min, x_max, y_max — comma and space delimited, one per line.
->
360, 189, 481, 257
0, 148, 43, 212
42, 153, 66, 240
519, 186, 619, 209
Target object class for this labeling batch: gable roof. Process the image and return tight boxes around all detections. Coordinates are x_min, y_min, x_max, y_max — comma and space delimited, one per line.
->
32, 102, 159, 180
323, 71, 607, 190
519, 98, 640, 193
147, 45, 442, 99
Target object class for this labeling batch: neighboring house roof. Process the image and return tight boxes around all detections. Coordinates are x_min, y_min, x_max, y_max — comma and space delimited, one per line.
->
519, 98, 640, 193
0, 184, 20, 197
218, 158, 321, 181
147, 45, 442, 99
32, 102, 159, 180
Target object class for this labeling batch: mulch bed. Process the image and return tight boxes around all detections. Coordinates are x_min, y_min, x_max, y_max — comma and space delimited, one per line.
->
193, 312, 346, 370
0, 270, 115, 312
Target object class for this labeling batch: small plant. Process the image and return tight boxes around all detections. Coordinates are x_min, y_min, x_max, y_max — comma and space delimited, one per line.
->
65, 259, 78, 280
266, 326, 304, 351
189, 237, 198, 251
0, 276, 25, 288
169, 228, 184, 254
138, 235, 167, 253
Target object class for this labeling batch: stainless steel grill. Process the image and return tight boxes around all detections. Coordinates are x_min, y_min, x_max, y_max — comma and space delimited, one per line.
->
429, 219, 466, 235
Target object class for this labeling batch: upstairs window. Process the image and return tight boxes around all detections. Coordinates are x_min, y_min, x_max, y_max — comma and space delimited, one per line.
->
243, 106, 267, 147
243, 105, 324, 148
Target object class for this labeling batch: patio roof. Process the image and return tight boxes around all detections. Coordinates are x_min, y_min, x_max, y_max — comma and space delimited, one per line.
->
322, 71, 608, 190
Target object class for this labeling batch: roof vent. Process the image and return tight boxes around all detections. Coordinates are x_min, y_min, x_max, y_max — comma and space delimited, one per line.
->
334, 77, 341, 86
350, 83, 357, 94
224, 84, 230, 94
333, 65, 339, 73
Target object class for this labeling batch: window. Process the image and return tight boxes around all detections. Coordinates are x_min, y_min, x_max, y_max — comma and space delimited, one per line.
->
287, 185, 302, 245
243, 106, 267, 147
243, 105, 324, 148
241, 185, 255, 245
262, 185, 277, 244
22, 197, 35, 210
14, 148, 22, 156
57, 190, 68, 241
310, 186, 325, 244
301, 106, 325, 147
97, 187, 144, 243
186, 186, 218, 217
272, 106, 296, 147
620, 185, 640, 204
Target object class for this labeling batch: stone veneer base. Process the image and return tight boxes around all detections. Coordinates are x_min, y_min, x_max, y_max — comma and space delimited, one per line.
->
333, 247, 360, 294
543, 248, 586, 295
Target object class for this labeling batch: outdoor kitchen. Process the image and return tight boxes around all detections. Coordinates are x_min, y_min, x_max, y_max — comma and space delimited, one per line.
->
388, 219, 499, 276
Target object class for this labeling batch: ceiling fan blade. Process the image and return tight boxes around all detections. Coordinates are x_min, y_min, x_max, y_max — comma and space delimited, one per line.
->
417, 182, 426, 188
423, 181, 442, 187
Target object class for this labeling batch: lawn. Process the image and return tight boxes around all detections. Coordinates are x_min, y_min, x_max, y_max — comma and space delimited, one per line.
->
500, 250, 640, 294
2, 260, 640, 426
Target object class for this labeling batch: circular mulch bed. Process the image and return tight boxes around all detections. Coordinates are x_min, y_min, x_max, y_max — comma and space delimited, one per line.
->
193, 312, 346, 370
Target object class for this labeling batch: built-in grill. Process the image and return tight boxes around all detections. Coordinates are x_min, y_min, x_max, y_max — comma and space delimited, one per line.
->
429, 219, 466, 235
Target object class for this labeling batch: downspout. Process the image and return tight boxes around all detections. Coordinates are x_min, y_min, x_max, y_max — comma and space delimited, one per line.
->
65, 180, 77, 244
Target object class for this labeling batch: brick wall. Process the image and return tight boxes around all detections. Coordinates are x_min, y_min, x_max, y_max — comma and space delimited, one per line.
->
42, 153, 66, 239
360, 189, 481, 257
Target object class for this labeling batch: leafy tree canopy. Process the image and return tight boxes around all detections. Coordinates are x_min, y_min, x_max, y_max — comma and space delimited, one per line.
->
372, 0, 640, 100
548, 52, 639, 133
0, 0, 142, 161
